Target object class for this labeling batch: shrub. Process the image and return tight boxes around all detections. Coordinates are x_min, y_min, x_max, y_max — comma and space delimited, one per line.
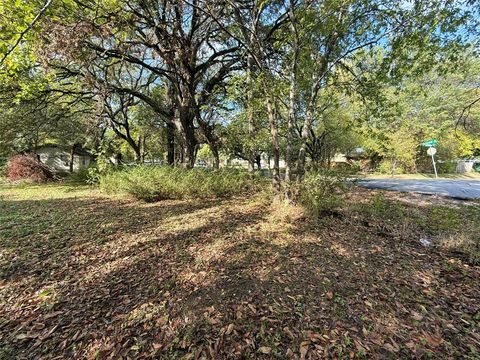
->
0, 158, 7, 181
436, 161, 456, 174
100, 166, 262, 201
377, 159, 405, 175
5, 155, 54, 183
68, 167, 91, 183
297, 170, 351, 215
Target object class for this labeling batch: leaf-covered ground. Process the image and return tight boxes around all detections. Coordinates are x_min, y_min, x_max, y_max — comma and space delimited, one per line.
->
0, 184, 479, 359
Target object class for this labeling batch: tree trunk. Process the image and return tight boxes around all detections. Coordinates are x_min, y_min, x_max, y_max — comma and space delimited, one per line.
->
210, 144, 220, 169
178, 143, 184, 165
166, 121, 175, 166
133, 150, 141, 163
266, 94, 281, 197
137, 135, 145, 164
196, 115, 220, 170
295, 52, 331, 182
173, 105, 197, 169
184, 130, 196, 169
132, 140, 142, 163
285, 17, 299, 201
248, 159, 255, 173
246, 53, 256, 176
69, 144, 75, 173
296, 107, 314, 182
256, 154, 261, 170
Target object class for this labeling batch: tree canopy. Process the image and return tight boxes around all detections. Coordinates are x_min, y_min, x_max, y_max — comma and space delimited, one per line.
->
1, 0, 479, 197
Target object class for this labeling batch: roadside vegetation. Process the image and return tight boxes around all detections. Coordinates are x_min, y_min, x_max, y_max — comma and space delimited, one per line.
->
99, 166, 264, 201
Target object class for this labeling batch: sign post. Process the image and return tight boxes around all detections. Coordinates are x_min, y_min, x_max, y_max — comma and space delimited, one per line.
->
421, 139, 438, 178
427, 147, 438, 178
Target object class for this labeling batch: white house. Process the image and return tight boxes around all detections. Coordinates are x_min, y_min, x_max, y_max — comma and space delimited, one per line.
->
456, 159, 480, 173
34, 144, 94, 172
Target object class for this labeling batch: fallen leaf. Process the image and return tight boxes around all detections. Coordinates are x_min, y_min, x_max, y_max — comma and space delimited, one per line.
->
383, 343, 397, 352
225, 323, 234, 335
411, 311, 423, 321
424, 333, 443, 348
300, 341, 309, 359
259, 346, 272, 354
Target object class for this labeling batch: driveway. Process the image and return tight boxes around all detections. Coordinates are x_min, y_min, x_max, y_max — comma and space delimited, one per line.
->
357, 179, 480, 200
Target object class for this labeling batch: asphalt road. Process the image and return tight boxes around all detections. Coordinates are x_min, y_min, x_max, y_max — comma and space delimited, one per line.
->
357, 179, 480, 200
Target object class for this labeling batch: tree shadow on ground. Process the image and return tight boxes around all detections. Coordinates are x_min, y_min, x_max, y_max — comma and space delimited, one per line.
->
0, 194, 479, 359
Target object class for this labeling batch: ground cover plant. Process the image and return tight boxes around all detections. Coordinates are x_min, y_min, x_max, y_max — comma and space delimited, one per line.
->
0, 183, 479, 359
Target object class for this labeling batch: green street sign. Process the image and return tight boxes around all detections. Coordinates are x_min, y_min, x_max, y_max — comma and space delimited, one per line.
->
421, 139, 438, 147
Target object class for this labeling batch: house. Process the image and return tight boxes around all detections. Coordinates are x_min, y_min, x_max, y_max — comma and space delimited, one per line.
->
456, 159, 480, 173
34, 144, 94, 172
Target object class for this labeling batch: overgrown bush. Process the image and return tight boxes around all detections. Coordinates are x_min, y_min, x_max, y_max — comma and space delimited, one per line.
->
436, 161, 456, 174
377, 159, 405, 175
68, 167, 91, 183
0, 158, 7, 181
297, 170, 351, 215
5, 155, 54, 183
100, 166, 262, 201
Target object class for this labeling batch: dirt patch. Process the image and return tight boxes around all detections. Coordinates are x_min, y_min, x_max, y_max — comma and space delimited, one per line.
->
350, 187, 476, 208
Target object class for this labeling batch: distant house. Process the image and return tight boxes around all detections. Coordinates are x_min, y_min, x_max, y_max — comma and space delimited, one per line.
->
456, 159, 480, 173
34, 144, 94, 172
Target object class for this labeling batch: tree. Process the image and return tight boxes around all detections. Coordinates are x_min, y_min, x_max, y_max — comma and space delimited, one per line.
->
359, 55, 480, 172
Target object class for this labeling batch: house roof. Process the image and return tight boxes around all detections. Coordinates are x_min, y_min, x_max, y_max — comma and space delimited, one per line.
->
34, 144, 94, 157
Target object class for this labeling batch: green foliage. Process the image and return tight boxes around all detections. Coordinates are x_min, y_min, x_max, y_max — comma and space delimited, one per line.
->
359, 57, 480, 172
436, 161, 456, 174
377, 159, 405, 175
85, 165, 102, 185
298, 170, 351, 215
196, 144, 213, 163
0, 158, 7, 179
100, 166, 263, 202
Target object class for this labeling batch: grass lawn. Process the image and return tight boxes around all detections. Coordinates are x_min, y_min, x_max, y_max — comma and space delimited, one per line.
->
0, 183, 479, 359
